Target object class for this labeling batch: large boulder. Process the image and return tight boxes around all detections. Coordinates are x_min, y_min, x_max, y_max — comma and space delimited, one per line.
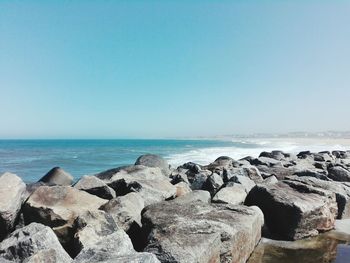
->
0, 223, 72, 262
99, 192, 145, 233
74, 175, 116, 200
39, 167, 74, 186
245, 180, 338, 240
202, 173, 224, 195
0, 172, 26, 240
74, 251, 160, 263
135, 154, 171, 176
142, 199, 264, 263
96, 165, 176, 206
284, 176, 350, 219
23, 186, 107, 254
212, 184, 247, 205
224, 166, 264, 183
328, 166, 350, 182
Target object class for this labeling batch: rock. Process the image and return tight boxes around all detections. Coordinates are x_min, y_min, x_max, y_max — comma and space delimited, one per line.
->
99, 192, 144, 233
225, 166, 264, 183
297, 151, 312, 159
189, 172, 210, 190
259, 151, 287, 161
23, 186, 107, 254
263, 175, 278, 185
0, 223, 71, 262
73, 210, 132, 254
202, 173, 224, 195
179, 162, 202, 174
212, 184, 247, 205
135, 154, 171, 176
96, 165, 176, 206
142, 200, 264, 263
204, 156, 239, 174
74, 251, 160, 263
328, 166, 350, 182
255, 165, 298, 180
293, 169, 330, 181
284, 176, 350, 219
332, 151, 349, 159
174, 182, 192, 197
250, 157, 282, 167
245, 180, 338, 240
0, 172, 26, 240
25, 248, 72, 263
39, 167, 74, 186
229, 175, 256, 193
169, 169, 189, 185
74, 175, 116, 200
173, 190, 211, 204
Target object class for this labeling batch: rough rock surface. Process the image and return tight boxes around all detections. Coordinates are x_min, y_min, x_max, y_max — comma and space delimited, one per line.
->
39, 167, 74, 186
174, 182, 192, 197
135, 154, 171, 176
328, 166, 350, 182
99, 192, 145, 232
96, 165, 176, 206
212, 184, 247, 205
74, 175, 116, 200
245, 180, 338, 240
0, 223, 71, 262
142, 199, 264, 263
0, 172, 26, 240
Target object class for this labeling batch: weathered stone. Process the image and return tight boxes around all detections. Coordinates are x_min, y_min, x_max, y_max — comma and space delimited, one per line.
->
293, 169, 330, 181
224, 166, 263, 183
96, 165, 176, 206
174, 182, 192, 197
25, 248, 73, 263
0, 172, 26, 240
202, 173, 224, 195
250, 157, 282, 167
0, 223, 71, 262
99, 192, 144, 233
39, 167, 74, 186
245, 180, 338, 240
74, 251, 160, 263
173, 190, 211, 205
255, 165, 298, 180
74, 175, 116, 200
229, 175, 256, 193
284, 176, 350, 219
135, 154, 171, 176
263, 175, 278, 185
259, 151, 287, 161
142, 200, 264, 263
328, 166, 350, 182
189, 172, 210, 190
23, 186, 107, 254
212, 184, 247, 205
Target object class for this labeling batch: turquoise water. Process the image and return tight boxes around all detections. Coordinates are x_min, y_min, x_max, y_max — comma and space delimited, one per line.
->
0, 139, 244, 182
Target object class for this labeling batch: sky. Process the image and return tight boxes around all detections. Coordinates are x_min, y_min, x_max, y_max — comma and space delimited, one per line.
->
0, 1, 349, 139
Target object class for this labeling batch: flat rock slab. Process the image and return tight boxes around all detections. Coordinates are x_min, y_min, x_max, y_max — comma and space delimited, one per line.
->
0, 172, 26, 240
245, 180, 338, 240
142, 200, 263, 263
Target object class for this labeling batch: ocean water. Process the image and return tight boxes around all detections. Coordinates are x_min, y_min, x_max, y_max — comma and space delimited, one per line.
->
0, 138, 349, 183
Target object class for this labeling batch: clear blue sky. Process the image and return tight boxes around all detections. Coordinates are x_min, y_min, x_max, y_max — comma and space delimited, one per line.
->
1, 1, 349, 139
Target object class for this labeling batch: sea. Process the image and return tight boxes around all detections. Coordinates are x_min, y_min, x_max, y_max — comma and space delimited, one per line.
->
0, 138, 350, 183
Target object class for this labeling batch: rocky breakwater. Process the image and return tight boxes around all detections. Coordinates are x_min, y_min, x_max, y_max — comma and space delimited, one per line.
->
0, 150, 350, 262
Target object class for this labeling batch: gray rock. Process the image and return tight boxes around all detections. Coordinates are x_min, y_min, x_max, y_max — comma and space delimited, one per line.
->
74, 175, 116, 200
284, 176, 350, 219
0, 172, 26, 240
173, 190, 211, 204
0, 223, 71, 262
228, 175, 256, 193
23, 186, 107, 254
328, 166, 350, 182
99, 192, 144, 232
250, 157, 282, 167
293, 169, 330, 181
135, 154, 171, 176
39, 167, 74, 186
174, 182, 192, 197
142, 200, 264, 263
225, 166, 264, 183
245, 180, 338, 240
259, 151, 287, 161
189, 172, 210, 190
74, 251, 160, 263
212, 184, 247, 205
25, 248, 72, 263
263, 175, 278, 185
202, 173, 224, 195
96, 165, 176, 206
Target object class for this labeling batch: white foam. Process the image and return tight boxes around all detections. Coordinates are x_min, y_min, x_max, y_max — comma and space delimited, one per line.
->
166, 138, 350, 167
